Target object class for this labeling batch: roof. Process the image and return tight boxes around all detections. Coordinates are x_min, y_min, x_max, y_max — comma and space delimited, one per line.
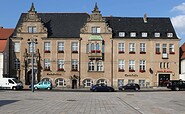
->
180, 43, 185, 60
0, 28, 14, 39
13, 13, 178, 39
0, 40, 7, 53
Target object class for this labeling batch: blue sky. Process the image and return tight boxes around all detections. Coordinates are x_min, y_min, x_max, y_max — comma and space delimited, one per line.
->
1, 0, 185, 45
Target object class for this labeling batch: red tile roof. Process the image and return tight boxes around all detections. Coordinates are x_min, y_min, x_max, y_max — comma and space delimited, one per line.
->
0, 40, 7, 53
181, 43, 185, 60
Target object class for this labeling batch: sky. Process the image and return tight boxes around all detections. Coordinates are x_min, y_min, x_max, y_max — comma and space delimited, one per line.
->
0, 0, 185, 45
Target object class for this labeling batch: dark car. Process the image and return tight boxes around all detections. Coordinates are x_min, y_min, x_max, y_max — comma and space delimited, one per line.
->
119, 83, 140, 91
167, 80, 185, 91
90, 84, 114, 92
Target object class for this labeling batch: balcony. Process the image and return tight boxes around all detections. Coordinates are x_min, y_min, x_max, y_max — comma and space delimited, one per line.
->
162, 53, 168, 59
88, 50, 102, 57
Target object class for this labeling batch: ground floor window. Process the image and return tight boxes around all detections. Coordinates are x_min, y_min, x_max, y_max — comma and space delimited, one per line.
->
97, 79, 107, 85
139, 80, 145, 87
128, 79, 134, 84
83, 79, 93, 87
42, 78, 51, 82
118, 79, 124, 87
55, 78, 66, 87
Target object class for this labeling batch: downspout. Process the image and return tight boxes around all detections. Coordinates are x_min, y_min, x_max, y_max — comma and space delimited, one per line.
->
79, 38, 82, 88
111, 38, 113, 87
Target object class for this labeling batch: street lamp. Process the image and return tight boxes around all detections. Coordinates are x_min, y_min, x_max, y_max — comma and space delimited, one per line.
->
27, 38, 37, 92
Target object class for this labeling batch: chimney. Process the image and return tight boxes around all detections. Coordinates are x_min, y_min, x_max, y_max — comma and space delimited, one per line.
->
143, 13, 147, 23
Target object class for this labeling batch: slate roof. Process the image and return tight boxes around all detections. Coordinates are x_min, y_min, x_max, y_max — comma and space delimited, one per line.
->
13, 13, 178, 39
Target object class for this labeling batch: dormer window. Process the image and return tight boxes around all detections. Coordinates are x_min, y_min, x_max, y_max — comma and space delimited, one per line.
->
155, 33, 160, 37
142, 32, 147, 37
119, 32, 125, 37
130, 32, 136, 37
92, 27, 100, 33
167, 33, 173, 37
28, 26, 36, 33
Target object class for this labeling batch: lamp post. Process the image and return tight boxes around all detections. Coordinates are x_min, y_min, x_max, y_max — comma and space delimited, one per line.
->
27, 38, 37, 92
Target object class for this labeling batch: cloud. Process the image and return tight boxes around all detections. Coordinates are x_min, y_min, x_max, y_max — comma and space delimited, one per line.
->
171, 2, 185, 14
171, 15, 185, 35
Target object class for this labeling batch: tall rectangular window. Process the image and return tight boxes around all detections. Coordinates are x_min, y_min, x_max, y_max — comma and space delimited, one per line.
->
118, 60, 124, 71
44, 59, 50, 70
118, 43, 124, 53
129, 60, 135, 72
118, 79, 124, 87
162, 44, 167, 53
29, 42, 35, 53
72, 59, 78, 71
140, 43, 146, 53
58, 59, 64, 70
92, 27, 100, 33
28, 26, 37, 33
14, 42, 20, 52
72, 42, 78, 53
169, 44, 175, 54
58, 42, 64, 53
129, 43, 135, 53
155, 43, 160, 54
97, 61, 103, 71
140, 60, 146, 72
88, 61, 94, 71
44, 42, 50, 53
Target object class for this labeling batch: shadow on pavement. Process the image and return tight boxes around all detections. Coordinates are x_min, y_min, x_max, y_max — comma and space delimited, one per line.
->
0, 100, 20, 107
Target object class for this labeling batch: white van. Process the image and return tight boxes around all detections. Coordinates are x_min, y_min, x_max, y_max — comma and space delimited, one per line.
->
0, 78, 23, 90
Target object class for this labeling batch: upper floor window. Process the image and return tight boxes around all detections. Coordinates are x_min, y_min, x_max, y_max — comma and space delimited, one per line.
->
130, 32, 136, 37
118, 43, 125, 53
44, 42, 50, 53
97, 61, 103, 71
14, 42, 20, 52
44, 59, 50, 70
58, 59, 64, 71
118, 60, 124, 71
155, 43, 160, 54
72, 59, 78, 71
129, 43, 135, 54
155, 33, 160, 37
140, 60, 146, 72
167, 33, 173, 37
169, 44, 175, 54
29, 42, 35, 53
140, 43, 146, 53
142, 32, 147, 37
119, 32, 125, 37
92, 27, 100, 33
14, 59, 20, 70
88, 61, 94, 71
28, 26, 37, 33
58, 42, 64, 53
162, 44, 167, 54
72, 42, 78, 53
129, 60, 135, 72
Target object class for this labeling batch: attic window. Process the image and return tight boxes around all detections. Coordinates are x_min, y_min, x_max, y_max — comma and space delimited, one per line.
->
167, 33, 173, 37
92, 27, 100, 34
130, 32, 136, 37
119, 32, 125, 37
155, 33, 160, 37
142, 32, 147, 37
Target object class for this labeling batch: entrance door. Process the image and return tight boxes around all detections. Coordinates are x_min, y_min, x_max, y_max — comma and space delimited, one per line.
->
72, 80, 77, 89
159, 74, 170, 87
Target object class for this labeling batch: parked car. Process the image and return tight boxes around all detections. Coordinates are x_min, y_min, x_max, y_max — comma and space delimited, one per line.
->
0, 78, 23, 90
119, 83, 140, 91
167, 80, 185, 91
32, 81, 52, 90
90, 84, 114, 92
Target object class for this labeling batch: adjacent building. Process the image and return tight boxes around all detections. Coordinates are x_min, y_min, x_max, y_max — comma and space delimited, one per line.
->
0, 27, 14, 78
10, 3, 180, 88
180, 43, 185, 80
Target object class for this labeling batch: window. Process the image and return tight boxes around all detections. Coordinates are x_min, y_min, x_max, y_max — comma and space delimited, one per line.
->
72, 42, 78, 53
119, 32, 125, 37
130, 32, 136, 37
15, 59, 20, 70
128, 79, 134, 84
28, 26, 36, 33
14, 42, 20, 52
83, 79, 93, 87
72, 59, 78, 71
92, 27, 100, 33
44, 42, 50, 53
97, 79, 107, 85
155, 33, 160, 37
118, 60, 124, 71
140, 60, 146, 72
167, 33, 173, 37
97, 61, 103, 71
29, 42, 35, 53
58, 42, 64, 53
44, 59, 50, 70
129, 43, 135, 54
58, 59, 64, 71
139, 80, 145, 87
55, 78, 66, 87
155, 43, 160, 54
160, 62, 163, 69
140, 43, 146, 54
96, 43, 100, 51
142, 32, 147, 37
42, 78, 51, 82
169, 44, 175, 54
162, 44, 167, 54
129, 60, 135, 72
88, 61, 94, 71
118, 79, 124, 87
118, 43, 124, 53
91, 43, 95, 52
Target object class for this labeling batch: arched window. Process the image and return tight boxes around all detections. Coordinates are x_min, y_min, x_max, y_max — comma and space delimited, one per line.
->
83, 79, 93, 87
97, 79, 107, 85
88, 61, 94, 71
55, 78, 66, 87
97, 61, 103, 71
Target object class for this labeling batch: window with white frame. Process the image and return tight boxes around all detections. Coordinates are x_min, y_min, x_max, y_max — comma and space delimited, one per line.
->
72, 42, 78, 52
118, 60, 124, 71
91, 43, 95, 51
119, 32, 125, 37
55, 78, 66, 87
44, 59, 50, 70
92, 27, 101, 33
83, 79, 93, 87
58, 59, 64, 70
155, 33, 160, 37
139, 80, 145, 87
129, 43, 135, 52
97, 79, 107, 85
88, 61, 94, 71
14, 42, 20, 52
129, 60, 135, 71
28, 26, 37, 33
58, 42, 64, 52
162, 44, 167, 53
118, 79, 124, 87
118, 43, 124, 53
29, 42, 35, 53
142, 32, 147, 37
128, 79, 134, 84
72, 59, 78, 71
140, 43, 146, 52
130, 32, 136, 37
169, 44, 174, 54
155, 43, 160, 54
167, 33, 173, 37
140, 60, 146, 71
97, 61, 103, 71
44, 42, 50, 52
96, 43, 100, 51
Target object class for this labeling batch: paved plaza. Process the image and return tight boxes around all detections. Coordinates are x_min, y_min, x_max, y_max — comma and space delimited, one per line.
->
0, 90, 185, 114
